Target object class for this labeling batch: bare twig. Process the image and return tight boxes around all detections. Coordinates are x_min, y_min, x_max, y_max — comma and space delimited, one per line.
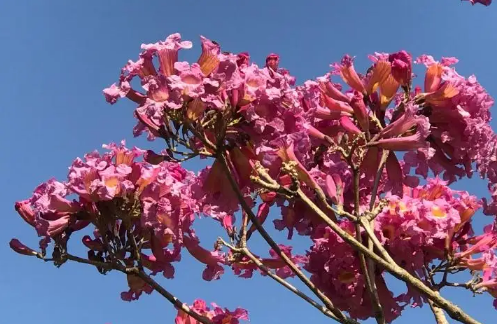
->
218, 238, 357, 323
65, 253, 114, 270
353, 169, 385, 324
217, 152, 350, 322
368, 150, 389, 212
131, 268, 214, 324
64, 253, 214, 324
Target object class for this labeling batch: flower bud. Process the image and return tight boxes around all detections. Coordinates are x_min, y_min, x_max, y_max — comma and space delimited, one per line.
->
388, 50, 412, 86
9, 239, 38, 257
265, 53, 279, 71
339, 116, 362, 135
350, 91, 369, 132
236, 52, 250, 67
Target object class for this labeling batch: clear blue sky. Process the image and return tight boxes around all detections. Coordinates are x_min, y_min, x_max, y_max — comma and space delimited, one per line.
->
1, 1, 497, 323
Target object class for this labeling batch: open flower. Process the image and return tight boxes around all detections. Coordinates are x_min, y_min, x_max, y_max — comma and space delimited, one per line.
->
333, 55, 366, 94
142, 33, 192, 77
183, 234, 225, 281
368, 104, 430, 151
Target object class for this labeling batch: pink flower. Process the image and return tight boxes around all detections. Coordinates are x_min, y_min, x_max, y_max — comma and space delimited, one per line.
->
197, 36, 220, 76
240, 64, 267, 103
143, 75, 170, 102
456, 224, 497, 260
9, 239, 38, 257
350, 91, 369, 132
103, 83, 129, 104
325, 174, 344, 207
317, 75, 351, 103
388, 51, 412, 86
169, 62, 205, 98
82, 235, 104, 252
334, 55, 366, 94
466, 0, 492, 5
175, 299, 249, 324
236, 52, 250, 67
339, 116, 362, 135
142, 33, 192, 77
369, 104, 430, 151
265, 53, 279, 72
182, 234, 225, 281
121, 273, 153, 302
321, 94, 354, 115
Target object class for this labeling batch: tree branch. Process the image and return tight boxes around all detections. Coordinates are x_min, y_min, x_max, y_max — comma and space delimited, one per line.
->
64, 254, 214, 324
131, 268, 214, 324
217, 152, 350, 323
218, 238, 357, 323
428, 300, 450, 324
353, 169, 385, 324
296, 188, 481, 324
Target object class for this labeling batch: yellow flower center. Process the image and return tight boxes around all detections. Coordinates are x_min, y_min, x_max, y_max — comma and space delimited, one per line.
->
431, 206, 446, 218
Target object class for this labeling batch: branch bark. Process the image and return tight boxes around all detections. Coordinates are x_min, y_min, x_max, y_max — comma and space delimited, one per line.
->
428, 299, 450, 324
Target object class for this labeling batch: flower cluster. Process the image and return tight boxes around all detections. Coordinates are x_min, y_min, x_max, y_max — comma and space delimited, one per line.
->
375, 178, 481, 273
306, 221, 402, 322
99, 33, 497, 320
175, 299, 248, 324
12, 29, 497, 323
306, 179, 485, 322
11, 142, 228, 300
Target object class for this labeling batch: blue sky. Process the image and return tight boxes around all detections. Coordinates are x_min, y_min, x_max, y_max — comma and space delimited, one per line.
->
1, 1, 497, 323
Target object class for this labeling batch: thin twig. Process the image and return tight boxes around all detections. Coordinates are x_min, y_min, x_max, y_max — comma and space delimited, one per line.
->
217, 152, 350, 322
219, 238, 356, 323
64, 254, 214, 324
254, 162, 356, 221
127, 227, 143, 270
353, 169, 385, 324
65, 253, 114, 270
368, 150, 389, 211
132, 268, 214, 324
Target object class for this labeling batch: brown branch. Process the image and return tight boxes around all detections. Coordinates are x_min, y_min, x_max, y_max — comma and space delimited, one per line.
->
131, 268, 214, 324
240, 211, 248, 248
253, 162, 356, 221
217, 152, 350, 323
368, 150, 389, 212
359, 218, 394, 264
64, 254, 214, 324
296, 188, 481, 324
353, 169, 385, 324
65, 253, 114, 270
218, 238, 356, 323
428, 300, 450, 324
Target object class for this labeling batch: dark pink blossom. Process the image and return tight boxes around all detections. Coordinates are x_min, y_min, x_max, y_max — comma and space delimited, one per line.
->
388, 51, 412, 86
